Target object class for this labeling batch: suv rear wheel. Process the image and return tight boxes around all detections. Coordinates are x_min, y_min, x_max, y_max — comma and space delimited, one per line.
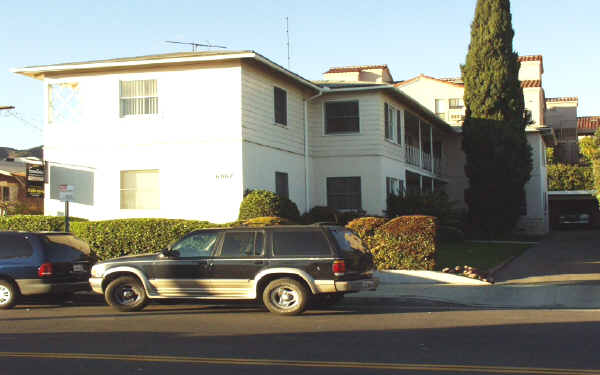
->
263, 278, 308, 315
105, 276, 148, 312
0, 280, 17, 310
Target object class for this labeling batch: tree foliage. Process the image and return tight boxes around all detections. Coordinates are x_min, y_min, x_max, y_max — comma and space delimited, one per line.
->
580, 130, 600, 201
547, 163, 594, 191
461, 0, 532, 237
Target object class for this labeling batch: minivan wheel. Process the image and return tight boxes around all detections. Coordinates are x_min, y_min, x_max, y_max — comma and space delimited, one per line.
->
105, 276, 148, 312
0, 280, 17, 310
262, 278, 308, 315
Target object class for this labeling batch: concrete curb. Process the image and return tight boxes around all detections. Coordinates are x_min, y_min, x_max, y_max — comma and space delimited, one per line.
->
376, 270, 489, 285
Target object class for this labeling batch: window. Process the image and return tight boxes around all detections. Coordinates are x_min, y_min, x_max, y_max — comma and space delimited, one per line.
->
0, 234, 33, 259
386, 177, 403, 197
218, 231, 264, 257
119, 79, 158, 117
272, 230, 331, 257
48, 82, 80, 124
120, 170, 160, 209
435, 99, 446, 120
274, 87, 287, 125
171, 231, 219, 258
325, 101, 359, 134
42, 234, 91, 262
1, 187, 9, 201
397, 109, 403, 144
449, 98, 464, 109
384, 103, 397, 142
275, 172, 289, 198
327, 177, 361, 210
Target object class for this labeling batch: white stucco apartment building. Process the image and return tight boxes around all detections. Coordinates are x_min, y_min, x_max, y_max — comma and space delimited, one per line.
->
13, 51, 458, 225
13, 50, 555, 234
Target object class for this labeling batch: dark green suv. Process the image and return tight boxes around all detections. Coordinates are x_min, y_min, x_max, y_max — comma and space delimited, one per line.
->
90, 225, 379, 315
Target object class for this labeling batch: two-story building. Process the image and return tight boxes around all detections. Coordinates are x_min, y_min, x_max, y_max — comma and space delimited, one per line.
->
13, 51, 457, 224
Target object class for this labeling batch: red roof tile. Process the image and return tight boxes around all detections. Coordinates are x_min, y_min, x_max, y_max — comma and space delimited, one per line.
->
578, 116, 600, 131
324, 65, 389, 74
521, 80, 541, 88
518, 55, 543, 62
395, 74, 464, 88
546, 97, 578, 103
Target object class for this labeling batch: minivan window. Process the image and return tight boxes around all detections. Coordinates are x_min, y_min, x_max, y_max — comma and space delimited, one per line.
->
329, 228, 368, 254
43, 235, 91, 262
0, 234, 33, 259
272, 230, 331, 257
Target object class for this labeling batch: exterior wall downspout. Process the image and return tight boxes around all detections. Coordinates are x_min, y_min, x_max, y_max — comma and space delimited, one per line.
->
303, 89, 324, 212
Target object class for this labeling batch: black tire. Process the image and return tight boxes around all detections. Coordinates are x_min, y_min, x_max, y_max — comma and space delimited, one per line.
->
262, 278, 308, 315
105, 276, 148, 312
311, 292, 345, 307
0, 279, 18, 310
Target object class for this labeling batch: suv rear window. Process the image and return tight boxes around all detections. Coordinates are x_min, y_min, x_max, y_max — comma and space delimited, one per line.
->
329, 227, 368, 254
42, 234, 91, 262
272, 230, 331, 257
0, 234, 33, 259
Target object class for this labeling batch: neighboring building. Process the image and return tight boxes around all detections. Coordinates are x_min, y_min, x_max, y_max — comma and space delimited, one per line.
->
545, 97, 579, 164
396, 55, 555, 235
578, 116, 600, 138
0, 159, 44, 215
13, 52, 456, 224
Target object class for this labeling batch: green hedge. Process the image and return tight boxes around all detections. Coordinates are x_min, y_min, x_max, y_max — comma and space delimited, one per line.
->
238, 190, 300, 221
547, 163, 594, 191
0, 215, 86, 232
70, 219, 220, 260
347, 215, 437, 270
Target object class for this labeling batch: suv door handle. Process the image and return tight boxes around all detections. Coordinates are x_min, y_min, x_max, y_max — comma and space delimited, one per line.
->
254, 260, 267, 265
195, 260, 207, 265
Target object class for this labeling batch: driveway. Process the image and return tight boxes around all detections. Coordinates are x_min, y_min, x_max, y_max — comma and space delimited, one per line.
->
494, 229, 600, 284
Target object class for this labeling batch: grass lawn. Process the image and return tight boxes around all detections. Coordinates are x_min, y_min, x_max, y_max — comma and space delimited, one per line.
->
435, 241, 533, 272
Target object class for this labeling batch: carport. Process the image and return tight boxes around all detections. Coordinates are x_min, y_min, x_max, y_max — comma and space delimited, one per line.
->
548, 190, 599, 229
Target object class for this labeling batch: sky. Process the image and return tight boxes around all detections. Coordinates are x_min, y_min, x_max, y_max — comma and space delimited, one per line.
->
1, 0, 599, 149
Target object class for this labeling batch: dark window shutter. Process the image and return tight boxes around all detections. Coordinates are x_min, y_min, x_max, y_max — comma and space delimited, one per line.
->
274, 87, 287, 125
397, 110, 402, 144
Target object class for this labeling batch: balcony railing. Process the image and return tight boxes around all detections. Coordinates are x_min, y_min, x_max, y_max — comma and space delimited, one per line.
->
422, 152, 432, 171
405, 144, 420, 167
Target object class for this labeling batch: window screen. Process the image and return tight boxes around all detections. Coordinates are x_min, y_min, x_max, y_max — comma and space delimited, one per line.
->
325, 101, 359, 134
274, 87, 287, 125
0, 234, 33, 259
272, 231, 331, 257
120, 170, 160, 209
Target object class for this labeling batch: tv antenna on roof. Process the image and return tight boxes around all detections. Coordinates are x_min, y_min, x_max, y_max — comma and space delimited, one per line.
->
165, 40, 227, 52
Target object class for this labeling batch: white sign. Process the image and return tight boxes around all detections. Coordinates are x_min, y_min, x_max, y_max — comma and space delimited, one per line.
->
58, 184, 75, 202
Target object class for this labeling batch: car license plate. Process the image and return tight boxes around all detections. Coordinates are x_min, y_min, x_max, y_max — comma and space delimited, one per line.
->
73, 264, 85, 272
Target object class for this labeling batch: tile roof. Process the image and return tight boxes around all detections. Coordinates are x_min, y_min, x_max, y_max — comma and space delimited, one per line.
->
518, 55, 543, 62
521, 80, 542, 88
324, 65, 389, 74
577, 116, 600, 131
395, 74, 464, 88
546, 97, 578, 103
0, 160, 26, 175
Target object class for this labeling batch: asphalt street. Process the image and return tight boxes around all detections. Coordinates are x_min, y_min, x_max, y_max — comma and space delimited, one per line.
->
1, 298, 600, 375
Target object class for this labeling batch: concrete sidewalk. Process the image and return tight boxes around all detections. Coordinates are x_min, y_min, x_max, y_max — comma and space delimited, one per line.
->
346, 268, 600, 309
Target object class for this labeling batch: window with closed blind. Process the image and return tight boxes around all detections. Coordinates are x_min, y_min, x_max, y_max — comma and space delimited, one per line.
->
120, 170, 160, 209
119, 79, 158, 117
325, 101, 359, 134
274, 87, 287, 125
327, 177, 361, 210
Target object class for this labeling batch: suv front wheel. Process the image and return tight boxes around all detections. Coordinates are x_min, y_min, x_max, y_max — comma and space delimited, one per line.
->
105, 276, 148, 312
263, 278, 308, 315
0, 280, 17, 310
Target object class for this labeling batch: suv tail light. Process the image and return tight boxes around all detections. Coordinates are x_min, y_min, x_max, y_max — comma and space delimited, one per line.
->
38, 263, 54, 277
332, 260, 346, 276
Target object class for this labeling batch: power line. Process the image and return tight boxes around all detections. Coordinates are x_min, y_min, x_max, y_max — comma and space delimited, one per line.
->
0, 110, 43, 132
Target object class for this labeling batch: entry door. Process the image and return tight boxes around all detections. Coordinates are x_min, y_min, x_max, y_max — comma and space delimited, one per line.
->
148, 230, 220, 297
208, 230, 266, 298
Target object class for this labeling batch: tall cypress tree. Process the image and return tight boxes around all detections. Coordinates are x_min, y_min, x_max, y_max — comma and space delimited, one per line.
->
461, 0, 532, 236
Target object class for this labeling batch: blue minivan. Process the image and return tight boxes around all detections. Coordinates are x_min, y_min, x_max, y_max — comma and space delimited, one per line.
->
0, 231, 95, 309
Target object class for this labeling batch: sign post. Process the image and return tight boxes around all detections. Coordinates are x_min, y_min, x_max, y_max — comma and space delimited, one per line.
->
58, 185, 74, 232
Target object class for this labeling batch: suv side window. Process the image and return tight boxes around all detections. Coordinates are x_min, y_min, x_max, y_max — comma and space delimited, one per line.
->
217, 231, 264, 257
272, 230, 331, 257
0, 234, 34, 259
171, 231, 219, 258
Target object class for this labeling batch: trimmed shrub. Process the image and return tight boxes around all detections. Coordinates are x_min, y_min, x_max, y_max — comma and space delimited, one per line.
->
238, 190, 300, 221
0, 215, 87, 232
241, 216, 296, 226
371, 215, 437, 270
71, 218, 219, 260
345, 217, 386, 250
386, 191, 460, 227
